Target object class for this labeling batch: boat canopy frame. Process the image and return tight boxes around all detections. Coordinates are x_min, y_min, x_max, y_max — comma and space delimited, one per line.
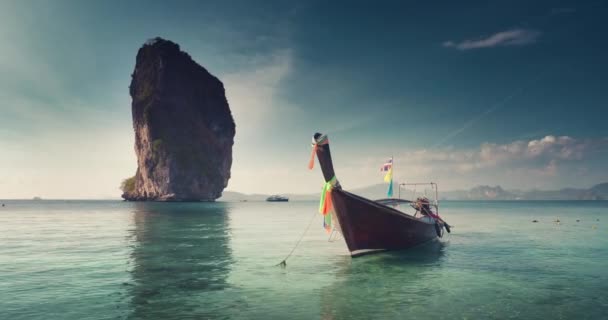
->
397, 182, 440, 214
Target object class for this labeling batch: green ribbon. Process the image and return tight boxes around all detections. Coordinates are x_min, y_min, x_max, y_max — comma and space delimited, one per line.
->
319, 176, 337, 214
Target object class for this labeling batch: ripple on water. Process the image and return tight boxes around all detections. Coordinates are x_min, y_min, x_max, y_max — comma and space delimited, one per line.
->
1, 200, 607, 319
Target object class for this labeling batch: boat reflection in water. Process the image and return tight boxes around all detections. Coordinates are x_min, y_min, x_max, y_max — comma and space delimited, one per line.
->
320, 240, 448, 319
126, 202, 233, 319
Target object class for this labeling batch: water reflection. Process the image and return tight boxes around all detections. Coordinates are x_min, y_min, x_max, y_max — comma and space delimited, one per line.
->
321, 240, 448, 319
126, 202, 233, 319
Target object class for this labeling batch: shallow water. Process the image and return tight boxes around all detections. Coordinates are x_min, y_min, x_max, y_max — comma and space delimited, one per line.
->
1, 200, 607, 319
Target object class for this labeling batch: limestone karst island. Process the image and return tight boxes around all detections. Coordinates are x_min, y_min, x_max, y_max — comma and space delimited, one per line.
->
121, 38, 235, 202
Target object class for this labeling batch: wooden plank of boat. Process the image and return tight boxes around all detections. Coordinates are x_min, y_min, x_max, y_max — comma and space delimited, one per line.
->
311, 132, 441, 256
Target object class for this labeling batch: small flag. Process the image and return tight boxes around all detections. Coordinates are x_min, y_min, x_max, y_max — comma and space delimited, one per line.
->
381, 157, 394, 197
383, 167, 392, 183
380, 158, 393, 172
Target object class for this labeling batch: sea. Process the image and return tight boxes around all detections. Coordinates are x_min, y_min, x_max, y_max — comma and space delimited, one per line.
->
1, 200, 607, 319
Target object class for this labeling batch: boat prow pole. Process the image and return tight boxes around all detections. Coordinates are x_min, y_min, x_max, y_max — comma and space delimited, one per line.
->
312, 133, 340, 188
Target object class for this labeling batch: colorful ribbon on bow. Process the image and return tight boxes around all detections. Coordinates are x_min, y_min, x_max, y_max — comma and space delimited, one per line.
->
319, 176, 337, 232
308, 134, 334, 232
308, 135, 329, 170
308, 144, 318, 170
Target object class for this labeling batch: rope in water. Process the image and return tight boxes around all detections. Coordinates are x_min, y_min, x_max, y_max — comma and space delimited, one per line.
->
276, 209, 319, 267
277, 133, 333, 267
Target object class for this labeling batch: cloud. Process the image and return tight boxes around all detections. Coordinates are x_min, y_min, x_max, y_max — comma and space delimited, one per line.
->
457, 135, 602, 169
219, 49, 315, 193
474, 135, 602, 166
443, 29, 541, 50
222, 49, 293, 135
346, 135, 608, 190
531, 159, 558, 176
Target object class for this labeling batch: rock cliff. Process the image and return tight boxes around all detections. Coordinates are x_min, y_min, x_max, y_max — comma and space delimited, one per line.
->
122, 38, 235, 201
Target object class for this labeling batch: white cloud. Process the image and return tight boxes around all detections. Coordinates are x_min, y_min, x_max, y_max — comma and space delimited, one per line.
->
341, 135, 608, 191
532, 159, 558, 176
219, 49, 316, 194
472, 135, 599, 166
222, 49, 293, 136
443, 29, 541, 50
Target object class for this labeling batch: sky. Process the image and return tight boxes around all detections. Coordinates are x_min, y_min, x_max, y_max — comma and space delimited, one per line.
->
1, 0, 607, 199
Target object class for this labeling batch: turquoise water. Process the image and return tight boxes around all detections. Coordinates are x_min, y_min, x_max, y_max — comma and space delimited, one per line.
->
1, 200, 607, 319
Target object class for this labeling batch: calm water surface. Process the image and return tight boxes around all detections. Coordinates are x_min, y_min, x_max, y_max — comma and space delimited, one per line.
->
1, 200, 607, 319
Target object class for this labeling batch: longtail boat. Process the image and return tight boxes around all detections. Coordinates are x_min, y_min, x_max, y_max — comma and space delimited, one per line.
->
310, 132, 450, 257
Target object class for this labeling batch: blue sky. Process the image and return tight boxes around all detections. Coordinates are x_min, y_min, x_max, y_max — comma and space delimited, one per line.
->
1, 0, 607, 198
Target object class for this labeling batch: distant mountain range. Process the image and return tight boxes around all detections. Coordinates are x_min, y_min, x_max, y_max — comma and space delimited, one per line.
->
220, 182, 608, 201
441, 183, 608, 200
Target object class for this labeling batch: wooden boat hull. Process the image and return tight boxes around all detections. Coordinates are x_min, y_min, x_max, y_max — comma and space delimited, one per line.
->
310, 132, 443, 257
331, 189, 438, 256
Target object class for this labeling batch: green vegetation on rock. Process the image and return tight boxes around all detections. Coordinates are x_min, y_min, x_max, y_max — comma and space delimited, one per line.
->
120, 176, 136, 193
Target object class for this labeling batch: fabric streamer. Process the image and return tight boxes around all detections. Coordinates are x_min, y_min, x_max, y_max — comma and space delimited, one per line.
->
383, 166, 393, 197
309, 135, 334, 232
308, 144, 318, 170
383, 167, 392, 183
308, 135, 329, 170
319, 177, 336, 214
324, 212, 332, 233
319, 176, 337, 232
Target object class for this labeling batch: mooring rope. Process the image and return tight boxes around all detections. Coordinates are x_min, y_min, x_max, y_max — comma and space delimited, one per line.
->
276, 209, 319, 267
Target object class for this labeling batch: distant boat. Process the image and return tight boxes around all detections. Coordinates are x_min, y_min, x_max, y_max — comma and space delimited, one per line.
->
310, 132, 450, 257
32, 197, 42, 201
266, 195, 289, 202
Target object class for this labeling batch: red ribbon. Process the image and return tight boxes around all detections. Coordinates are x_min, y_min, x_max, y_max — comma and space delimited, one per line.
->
321, 188, 333, 215
308, 144, 318, 170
